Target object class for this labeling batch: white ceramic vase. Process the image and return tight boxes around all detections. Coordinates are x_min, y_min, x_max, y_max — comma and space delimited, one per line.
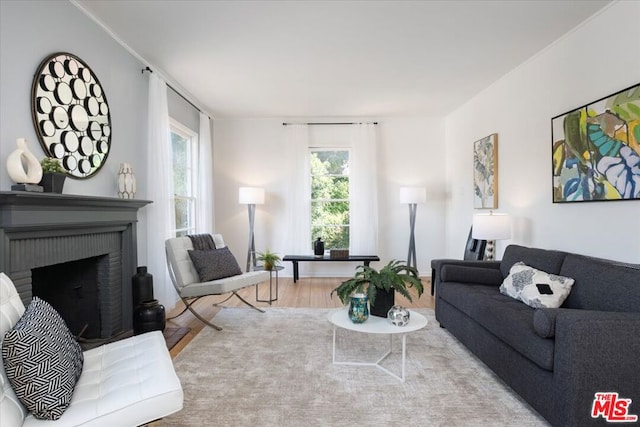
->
117, 163, 136, 199
6, 138, 43, 184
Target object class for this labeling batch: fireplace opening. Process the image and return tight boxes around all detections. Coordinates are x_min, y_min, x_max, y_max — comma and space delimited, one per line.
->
30, 250, 126, 342
32, 257, 102, 339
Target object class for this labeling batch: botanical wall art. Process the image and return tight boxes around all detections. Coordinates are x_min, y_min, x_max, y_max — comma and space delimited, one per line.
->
473, 133, 498, 209
552, 83, 640, 203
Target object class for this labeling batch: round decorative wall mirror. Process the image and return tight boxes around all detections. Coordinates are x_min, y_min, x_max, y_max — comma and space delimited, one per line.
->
31, 52, 111, 179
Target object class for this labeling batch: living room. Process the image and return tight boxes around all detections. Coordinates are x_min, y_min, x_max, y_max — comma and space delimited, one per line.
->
1, 1, 639, 426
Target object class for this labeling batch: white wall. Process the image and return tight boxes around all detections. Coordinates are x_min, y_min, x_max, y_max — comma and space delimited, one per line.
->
444, 1, 640, 263
213, 117, 446, 277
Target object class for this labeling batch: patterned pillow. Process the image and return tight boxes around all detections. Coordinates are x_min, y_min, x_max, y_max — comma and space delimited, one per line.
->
500, 262, 575, 308
188, 247, 243, 281
1, 297, 84, 420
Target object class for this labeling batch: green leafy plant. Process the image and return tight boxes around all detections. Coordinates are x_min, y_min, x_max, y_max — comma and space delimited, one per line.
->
331, 260, 423, 307
40, 157, 66, 174
256, 249, 281, 271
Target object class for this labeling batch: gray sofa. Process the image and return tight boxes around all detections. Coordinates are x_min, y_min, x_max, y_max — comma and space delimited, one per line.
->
432, 245, 640, 427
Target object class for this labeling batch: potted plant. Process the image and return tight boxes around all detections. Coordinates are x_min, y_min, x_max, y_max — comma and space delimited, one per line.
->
39, 157, 67, 193
256, 249, 281, 271
331, 260, 424, 318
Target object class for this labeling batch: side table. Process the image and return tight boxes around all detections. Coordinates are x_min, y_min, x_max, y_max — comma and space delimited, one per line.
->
253, 265, 283, 305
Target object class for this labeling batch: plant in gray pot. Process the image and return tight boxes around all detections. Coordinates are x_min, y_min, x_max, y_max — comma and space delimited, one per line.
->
331, 260, 423, 317
39, 157, 67, 193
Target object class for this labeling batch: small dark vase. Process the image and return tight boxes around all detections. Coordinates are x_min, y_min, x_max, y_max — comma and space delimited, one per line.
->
132, 266, 154, 308
370, 288, 395, 317
39, 172, 66, 193
133, 299, 166, 335
314, 237, 325, 256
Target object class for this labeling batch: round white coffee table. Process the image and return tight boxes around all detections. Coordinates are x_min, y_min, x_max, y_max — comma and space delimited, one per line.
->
328, 308, 428, 382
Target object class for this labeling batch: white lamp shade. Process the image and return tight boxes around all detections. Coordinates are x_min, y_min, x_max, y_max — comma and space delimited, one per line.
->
238, 187, 265, 205
472, 212, 511, 240
399, 186, 426, 204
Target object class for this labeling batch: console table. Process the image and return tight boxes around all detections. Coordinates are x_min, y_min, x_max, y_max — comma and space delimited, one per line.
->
283, 255, 380, 283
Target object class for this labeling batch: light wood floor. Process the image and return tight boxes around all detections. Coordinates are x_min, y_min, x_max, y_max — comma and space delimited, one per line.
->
165, 276, 434, 358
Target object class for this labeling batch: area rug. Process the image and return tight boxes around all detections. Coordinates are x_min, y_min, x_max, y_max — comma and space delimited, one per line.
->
163, 308, 549, 426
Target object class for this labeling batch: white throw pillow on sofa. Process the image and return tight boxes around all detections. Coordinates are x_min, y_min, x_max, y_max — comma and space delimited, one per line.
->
500, 262, 575, 309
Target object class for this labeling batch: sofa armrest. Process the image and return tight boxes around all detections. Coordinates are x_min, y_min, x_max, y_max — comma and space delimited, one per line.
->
553, 309, 640, 426
440, 265, 503, 286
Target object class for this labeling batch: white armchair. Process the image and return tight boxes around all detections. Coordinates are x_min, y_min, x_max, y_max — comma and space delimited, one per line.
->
165, 234, 269, 331
0, 273, 183, 426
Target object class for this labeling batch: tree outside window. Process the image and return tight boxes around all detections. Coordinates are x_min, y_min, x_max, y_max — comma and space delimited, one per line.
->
310, 149, 349, 250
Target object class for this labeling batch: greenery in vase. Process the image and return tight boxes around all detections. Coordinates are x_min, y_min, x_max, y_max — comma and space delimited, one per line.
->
40, 157, 66, 174
331, 260, 423, 307
256, 249, 281, 271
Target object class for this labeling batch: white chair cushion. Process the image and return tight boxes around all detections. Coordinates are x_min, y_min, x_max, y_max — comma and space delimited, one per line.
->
22, 331, 183, 427
166, 235, 270, 297
1, 273, 28, 427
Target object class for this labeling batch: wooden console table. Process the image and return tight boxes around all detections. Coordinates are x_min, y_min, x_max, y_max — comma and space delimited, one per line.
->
283, 255, 380, 283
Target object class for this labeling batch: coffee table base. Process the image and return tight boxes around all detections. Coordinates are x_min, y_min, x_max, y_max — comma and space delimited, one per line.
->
332, 327, 407, 382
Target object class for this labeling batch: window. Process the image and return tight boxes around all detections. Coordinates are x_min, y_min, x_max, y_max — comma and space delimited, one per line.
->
310, 149, 350, 249
170, 119, 198, 237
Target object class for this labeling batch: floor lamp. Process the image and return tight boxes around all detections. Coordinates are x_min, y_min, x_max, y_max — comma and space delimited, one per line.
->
239, 187, 265, 272
399, 187, 426, 270
472, 211, 511, 260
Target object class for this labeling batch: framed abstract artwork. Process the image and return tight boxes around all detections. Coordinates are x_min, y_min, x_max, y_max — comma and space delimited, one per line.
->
473, 133, 498, 209
552, 83, 640, 203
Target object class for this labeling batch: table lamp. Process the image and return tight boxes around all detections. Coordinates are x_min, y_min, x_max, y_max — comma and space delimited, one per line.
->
472, 211, 511, 260
399, 186, 426, 270
239, 187, 265, 272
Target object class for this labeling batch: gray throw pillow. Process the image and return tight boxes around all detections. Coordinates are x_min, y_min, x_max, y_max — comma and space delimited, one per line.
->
2, 297, 84, 420
188, 247, 243, 281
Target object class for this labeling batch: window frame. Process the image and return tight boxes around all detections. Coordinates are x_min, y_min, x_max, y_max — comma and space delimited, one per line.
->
309, 147, 351, 249
169, 118, 199, 237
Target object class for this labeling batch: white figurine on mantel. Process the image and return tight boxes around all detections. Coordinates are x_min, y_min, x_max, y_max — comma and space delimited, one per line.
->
6, 138, 44, 192
117, 163, 137, 199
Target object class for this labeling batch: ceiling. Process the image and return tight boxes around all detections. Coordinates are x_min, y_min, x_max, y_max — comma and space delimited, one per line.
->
74, 0, 611, 119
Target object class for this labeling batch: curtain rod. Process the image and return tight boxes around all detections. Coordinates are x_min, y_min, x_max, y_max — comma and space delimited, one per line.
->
142, 67, 204, 116
282, 122, 378, 126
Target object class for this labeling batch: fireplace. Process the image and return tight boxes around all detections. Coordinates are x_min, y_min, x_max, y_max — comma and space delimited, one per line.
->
0, 192, 150, 339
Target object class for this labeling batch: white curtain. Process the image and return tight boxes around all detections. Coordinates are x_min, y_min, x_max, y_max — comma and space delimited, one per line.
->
197, 112, 214, 233
349, 123, 379, 254
284, 125, 312, 267
145, 74, 177, 310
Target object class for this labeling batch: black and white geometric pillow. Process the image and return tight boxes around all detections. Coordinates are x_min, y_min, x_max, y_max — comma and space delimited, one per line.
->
1, 297, 84, 420
500, 262, 575, 309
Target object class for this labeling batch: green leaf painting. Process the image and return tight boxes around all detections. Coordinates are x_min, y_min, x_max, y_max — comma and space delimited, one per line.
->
473, 134, 498, 209
552, 83, 640, 203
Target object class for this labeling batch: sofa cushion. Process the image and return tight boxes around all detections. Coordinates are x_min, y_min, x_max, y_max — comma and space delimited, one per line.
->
2, 297, 83, 420
441, 265, 503, 285
438, 282, 555, 371
188, 247, 243, 282
500, 262, 574, 309
560, 254, 640, 312
500, 245, 567, 278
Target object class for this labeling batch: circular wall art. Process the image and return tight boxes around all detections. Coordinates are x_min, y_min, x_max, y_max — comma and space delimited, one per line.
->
31, 52, 111, 179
